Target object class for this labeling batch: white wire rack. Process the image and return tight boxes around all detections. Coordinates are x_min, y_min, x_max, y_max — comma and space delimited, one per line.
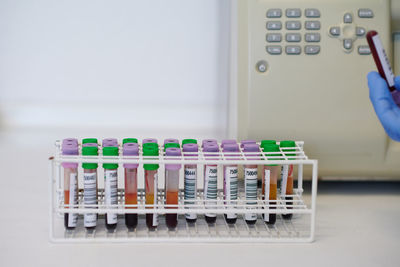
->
49, 140, 318, 243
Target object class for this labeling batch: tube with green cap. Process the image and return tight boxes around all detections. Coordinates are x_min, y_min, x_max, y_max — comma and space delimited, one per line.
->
279, 140, 296, 220
123, 138, 138, 144
164, 142, 180, 151
261, 144, 281, 225
82, 138, 98, 145
82, 144, 99, 231
143, 144, 159, 230
182, 139, 197, 146
103, 146, 119, 231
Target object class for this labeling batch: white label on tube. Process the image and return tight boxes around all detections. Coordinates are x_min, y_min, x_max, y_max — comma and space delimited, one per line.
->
105, 170, 118, 225
184, 167, 197, 220
68, 172, 78, 227
153, 173, 158, 226
244, 168, 258, 221
264, 169, 271, 222
372, 34, 395, 87
281, 165, 289, 197
225, 166, 238, 219
204, 165, 217, 217
84, 172, 97, 227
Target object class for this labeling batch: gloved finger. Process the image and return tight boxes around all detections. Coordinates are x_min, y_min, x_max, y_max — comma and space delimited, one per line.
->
394, 76, 400, 91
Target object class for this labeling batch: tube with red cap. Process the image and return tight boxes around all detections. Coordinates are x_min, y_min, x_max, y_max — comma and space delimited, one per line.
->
366, 30, 400, 107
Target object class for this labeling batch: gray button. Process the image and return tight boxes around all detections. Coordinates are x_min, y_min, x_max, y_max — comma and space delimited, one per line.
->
267, 9, 282, 18
286, 33, 301, 42
358, 45, 371, 55
305, 33, 320, 42
305, 8, 320, 18
266, 46, 282, 55
286, 21, 301, 30
266, 33, 282, 42
286, 8, 301, 18
305, 21, 320, 30
329, 26, 340, 36
256, 61, 268, 72
305, 45, 320, 55
267, 21, 282, 30
285, 45, 301, 55
343, 39, 353, 50
358, 9, 374, 18
356, 27, 366, 36
343, 13, 353, 23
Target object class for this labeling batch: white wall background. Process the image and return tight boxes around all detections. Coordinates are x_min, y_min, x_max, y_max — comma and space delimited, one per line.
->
0, 0, 231, 140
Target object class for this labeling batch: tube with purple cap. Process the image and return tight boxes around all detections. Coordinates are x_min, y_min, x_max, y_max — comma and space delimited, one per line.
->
123, 143, 139, 230
203, 143, 219, 224
62, 141, 79, 230
243, 143, 260, 225
223, 143, 239, 224
183, 143, 198, 223
82, 143, 99, 231
165, 147, 181, 230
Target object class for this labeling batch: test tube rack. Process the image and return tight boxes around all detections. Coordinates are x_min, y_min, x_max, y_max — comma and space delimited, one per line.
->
49, 140, 318, 243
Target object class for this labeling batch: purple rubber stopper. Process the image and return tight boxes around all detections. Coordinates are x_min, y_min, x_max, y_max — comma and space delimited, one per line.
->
240, 139, 256, 148
165, 147, 182, 171
102, 138, 118, 147
163, 138, 179, 145
203, 143, 219, 160
392, 90, 400, 107
243, 143, 260, 160
123, 143, 139, 169
62, 143, 78, 168
183, 143, 198, 159
223, 143, 240, 160
62, 138, 78, 146
221, 139, 236, 148
202, 139, 218, 148
142, 138, 158, 144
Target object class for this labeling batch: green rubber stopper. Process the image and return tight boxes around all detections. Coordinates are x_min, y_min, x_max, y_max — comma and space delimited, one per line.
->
123, 138, 138, 144
82, 138, 98, 144
143, 145, 159, 170
182, 139, 197, 145
103, 146, 118, 169
82, 146, 98, 169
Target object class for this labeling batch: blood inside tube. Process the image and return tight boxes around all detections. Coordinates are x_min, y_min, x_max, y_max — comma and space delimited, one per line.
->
145, 170, 158, 229
166, 191, 178, 229
125, 168, 138, 230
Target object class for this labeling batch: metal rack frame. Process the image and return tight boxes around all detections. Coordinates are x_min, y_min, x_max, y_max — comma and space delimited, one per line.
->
49, 140, 318, 243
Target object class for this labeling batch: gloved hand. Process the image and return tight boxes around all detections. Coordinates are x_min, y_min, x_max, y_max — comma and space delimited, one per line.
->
367, 71, 400, 141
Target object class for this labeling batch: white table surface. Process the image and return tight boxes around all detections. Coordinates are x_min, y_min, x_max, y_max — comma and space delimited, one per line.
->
1, 131, 399, 267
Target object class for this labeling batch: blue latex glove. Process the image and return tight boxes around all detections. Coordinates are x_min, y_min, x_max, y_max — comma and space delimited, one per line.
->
367, 71, 400, 141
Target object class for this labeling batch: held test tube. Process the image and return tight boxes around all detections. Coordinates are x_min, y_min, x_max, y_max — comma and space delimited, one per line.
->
222, 143, 239, 224
262, 144, 281, 225
203, 143, 219, 224
62, 140, 79, 230
123, 143, 139, 230
243, 143, 260, 225
82, 143, 99, 231
280, 140, 296, 220
142, 141, 159, 230
102, 146, 119, 231
165, 147, 182, 230
183, 143, 198, 223
366, 30, 400, 106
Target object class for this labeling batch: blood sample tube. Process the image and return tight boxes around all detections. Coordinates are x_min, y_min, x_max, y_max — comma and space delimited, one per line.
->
366, 30, 400, 106
222, 143, 239, 224
82, 138, 98, 145
62, 141, 79, 230
165, 147, 182, 230
183, 143, 198, 223
182, 139, 197, 146
240, 139, 256, 148
143, 143, 159, 230
261, 144, 281, 225
123, 138, 138, 144
279, 140, 296, 220
203, 143, 219, 224
123, 143, 139, 230
102, 146, 119, 231
82, 143, 98, 231
102, 138, 118, 147
243, 143, 260, 225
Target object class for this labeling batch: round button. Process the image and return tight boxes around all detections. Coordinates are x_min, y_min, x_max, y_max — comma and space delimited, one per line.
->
256, 60, 268, 73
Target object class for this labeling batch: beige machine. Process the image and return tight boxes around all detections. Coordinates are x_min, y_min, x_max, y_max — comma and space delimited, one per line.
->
230, 0, 400, 179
